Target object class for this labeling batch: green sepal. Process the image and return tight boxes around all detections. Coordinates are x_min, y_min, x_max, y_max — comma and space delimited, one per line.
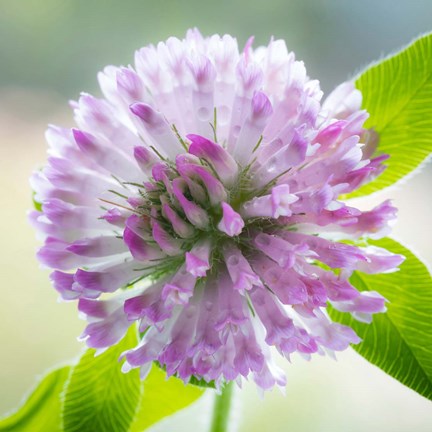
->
154, 361, 216, 389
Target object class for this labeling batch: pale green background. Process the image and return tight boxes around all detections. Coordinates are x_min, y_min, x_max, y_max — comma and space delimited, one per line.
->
0, 1, 431, 431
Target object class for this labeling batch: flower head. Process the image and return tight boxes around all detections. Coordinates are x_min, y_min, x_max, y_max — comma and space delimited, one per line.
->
31, 29, 404, 390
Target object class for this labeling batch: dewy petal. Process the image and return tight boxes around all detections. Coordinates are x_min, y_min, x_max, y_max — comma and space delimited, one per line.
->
67, 236, 127, 257
252, 130, 308, 187
133, 146, 159, 176
37, 237, 105, 271
124, 214, 152, 240
187, 134, 239, 186
332, 291, 387, 323
349, 200, 397, 239
254, 233, 297, 268
158, 304, 199, 373
232, 91, 273, 166
124, 282, 171, 325
100, 208, 127, 227
42, 199, 105, 230
50, 271, 81, 300
161, 203, 195, 238
313, 120, 346, 152
217, 202, 244, 237
305, 310, 361, 351
356, 246, 405, 274
213, 272, 249, 332
252, 358, 287, 391
249, 287, 294, 346
185, 239, 212, 277
80, 307, 131, 349
188, 286, 222, 356
252, 255, 308, 305
130, 103, 184, 159
284, 232, 367, 270
151, 221, 183, 256
162, 265, 197, 307
72, 129, 142, 181
223, 243, 262, 293
74, 259, 142, 293
241, 184, 298, 219
116, 67, 145, 103
172, 178, 209, 229
176, 155, 228, 205
271, 185, 299, 217
123, 226, 165, 261
231, 320, 265, 376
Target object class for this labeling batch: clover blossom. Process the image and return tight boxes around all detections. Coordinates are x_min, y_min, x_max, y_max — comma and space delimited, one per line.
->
30, 29, 404, 390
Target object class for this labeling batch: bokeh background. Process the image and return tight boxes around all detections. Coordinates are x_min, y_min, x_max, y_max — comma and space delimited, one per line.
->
0, 0, 431, 431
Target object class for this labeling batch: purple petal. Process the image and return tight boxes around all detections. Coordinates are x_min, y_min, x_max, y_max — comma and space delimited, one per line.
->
217, 202, 244, 237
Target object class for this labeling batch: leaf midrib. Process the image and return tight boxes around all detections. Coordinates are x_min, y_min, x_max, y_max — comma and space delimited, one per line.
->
65, 357, 136, 432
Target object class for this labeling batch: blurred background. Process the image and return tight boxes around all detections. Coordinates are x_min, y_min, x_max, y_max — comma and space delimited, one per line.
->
0, 0, 431, 430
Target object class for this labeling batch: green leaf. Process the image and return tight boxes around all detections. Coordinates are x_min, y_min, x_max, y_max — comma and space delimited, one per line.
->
349, 32, 432, 197
62, 327, 142, 432
130, 364, 205, 432
329, 237, 432, 400
0, 366, 71, 431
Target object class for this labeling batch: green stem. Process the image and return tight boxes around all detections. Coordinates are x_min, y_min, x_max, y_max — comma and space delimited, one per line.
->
210, 382, 234, 432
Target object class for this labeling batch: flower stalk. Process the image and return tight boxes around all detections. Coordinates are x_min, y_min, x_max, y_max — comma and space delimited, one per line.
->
210, 382, 234, 432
